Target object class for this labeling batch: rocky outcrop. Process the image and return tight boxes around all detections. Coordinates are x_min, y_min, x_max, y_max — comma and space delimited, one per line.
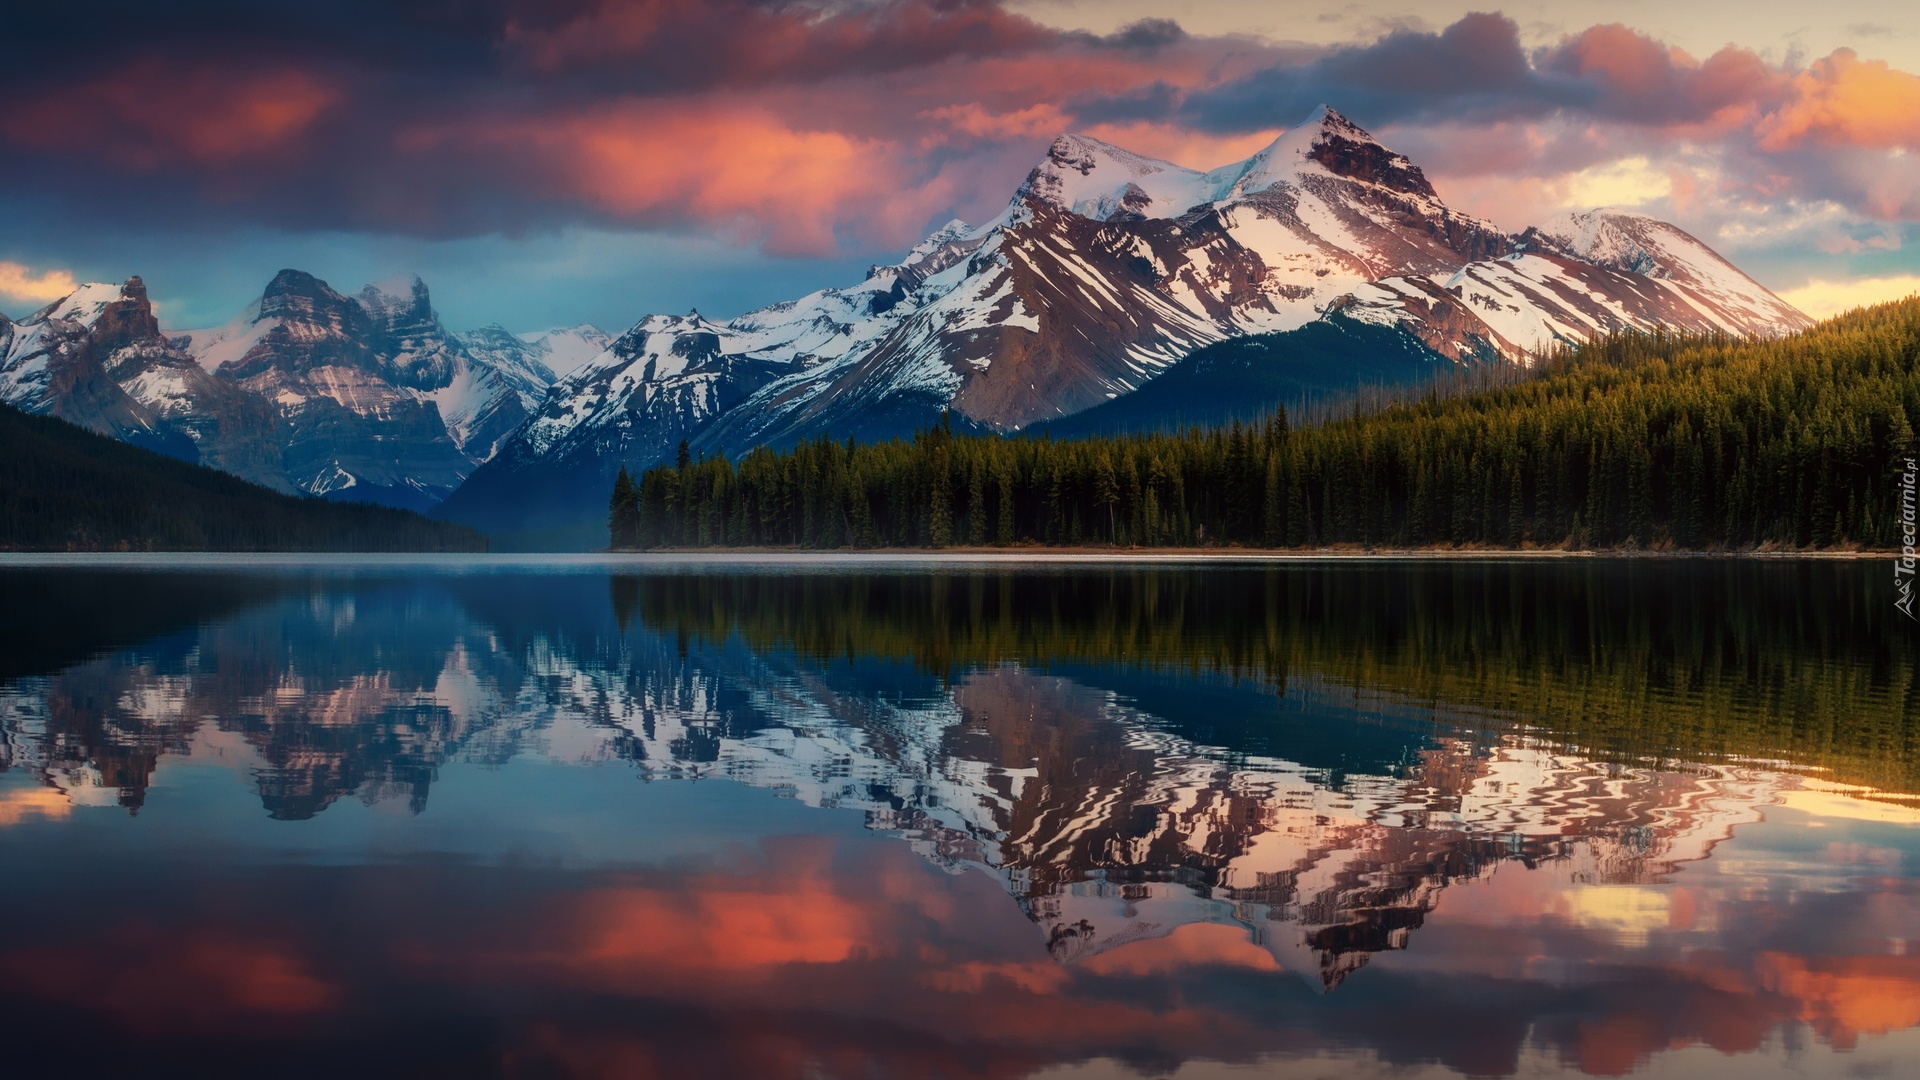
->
174, 271, 564, 510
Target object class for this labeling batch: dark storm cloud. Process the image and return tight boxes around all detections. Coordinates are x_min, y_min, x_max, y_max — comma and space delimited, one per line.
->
1161, 12, 1783, 131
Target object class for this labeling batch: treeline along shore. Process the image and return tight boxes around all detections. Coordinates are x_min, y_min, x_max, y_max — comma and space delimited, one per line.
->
611, 299, 1920, 552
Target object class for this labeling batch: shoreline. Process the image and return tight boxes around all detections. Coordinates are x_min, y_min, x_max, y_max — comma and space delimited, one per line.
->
606, 545, 1893, 561
0, 547, 1893, 569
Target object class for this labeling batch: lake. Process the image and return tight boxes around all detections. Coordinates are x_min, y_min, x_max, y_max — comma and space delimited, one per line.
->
2, 555, 1917, 1078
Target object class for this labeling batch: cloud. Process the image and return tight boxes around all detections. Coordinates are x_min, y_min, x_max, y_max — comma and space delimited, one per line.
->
0, 261, 80, 307
1756, 49, 1920, 151
0, 786, 71, 825
0, 59, 341, 170
0, 1, 1917, 268
404, 103, 951, 255
1564, 156, 1675, 208
1778, 274, 1920, 319
499, 0, 1057, 82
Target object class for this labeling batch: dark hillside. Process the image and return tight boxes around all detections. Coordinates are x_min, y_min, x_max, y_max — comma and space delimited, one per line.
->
0, 403, 487, 551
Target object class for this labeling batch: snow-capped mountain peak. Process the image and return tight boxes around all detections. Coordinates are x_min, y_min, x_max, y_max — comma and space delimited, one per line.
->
1014, 106, 1441, 226
1208, 104, 1438, 202
1017, 134, 1212, 222
1522, 208, 1801, 337
28, 281, 126, 327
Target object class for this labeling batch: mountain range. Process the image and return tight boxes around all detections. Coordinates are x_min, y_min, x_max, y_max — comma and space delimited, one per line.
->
1, 269, 610, 511
3, 107, 1809, 542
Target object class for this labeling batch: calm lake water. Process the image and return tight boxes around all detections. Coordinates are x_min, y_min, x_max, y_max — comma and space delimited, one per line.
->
2, 555, 1918, 1079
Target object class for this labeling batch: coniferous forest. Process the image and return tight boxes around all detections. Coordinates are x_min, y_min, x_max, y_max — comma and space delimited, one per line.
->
0, 403, 488, 552
613, 298, 1920, 550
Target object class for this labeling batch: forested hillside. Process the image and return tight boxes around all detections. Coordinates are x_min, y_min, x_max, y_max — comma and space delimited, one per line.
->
0, 403, 487, 551
616, 298, 1919, 550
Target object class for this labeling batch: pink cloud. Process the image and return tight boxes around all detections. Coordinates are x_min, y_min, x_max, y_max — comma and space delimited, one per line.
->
1757, 49, 1920, 151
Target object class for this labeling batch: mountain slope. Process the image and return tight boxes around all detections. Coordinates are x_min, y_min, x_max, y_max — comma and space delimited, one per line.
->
0, 401, 485, 551
445, 107, 1807, 543
1037, 314, 1448, 437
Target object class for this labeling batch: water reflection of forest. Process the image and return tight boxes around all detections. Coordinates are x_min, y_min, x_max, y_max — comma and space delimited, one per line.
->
617, 561, 1920, 793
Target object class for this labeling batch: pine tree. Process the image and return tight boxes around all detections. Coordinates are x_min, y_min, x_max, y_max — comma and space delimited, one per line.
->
609, 466, 639, 548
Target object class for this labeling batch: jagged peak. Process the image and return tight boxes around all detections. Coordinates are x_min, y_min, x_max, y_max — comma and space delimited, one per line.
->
261, 268, 352, 312
869, 218, 988, 285
460, 322, 522, 343
1528, 207, 1725, 282
1038, 132, 1184, 176
366, 271, 426, 290
516, 324, 610, 344
1536, 206, 1660, 241
1204, 105, 1434, 201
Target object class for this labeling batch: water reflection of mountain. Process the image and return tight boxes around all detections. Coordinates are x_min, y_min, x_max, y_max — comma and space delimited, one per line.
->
599, 643, 1783, 986
0, 563, 1902, 982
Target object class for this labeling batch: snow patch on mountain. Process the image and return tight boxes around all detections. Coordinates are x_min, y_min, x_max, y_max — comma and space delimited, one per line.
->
1530, 209, 1799, 337
515, 324, 613, 377
176, 302, 270, 372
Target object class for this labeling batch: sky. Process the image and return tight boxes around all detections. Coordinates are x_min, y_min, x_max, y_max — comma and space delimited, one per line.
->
2, 0, 1919, 333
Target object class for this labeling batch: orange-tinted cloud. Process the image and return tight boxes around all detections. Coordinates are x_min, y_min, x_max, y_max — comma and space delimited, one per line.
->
1757, 49, 1920, 151
1, 58, 340, 170
0, 785, 71, 825
402, 103, 948, 254
1757, 952, 1920, 1049
1077, 921, 1283, 977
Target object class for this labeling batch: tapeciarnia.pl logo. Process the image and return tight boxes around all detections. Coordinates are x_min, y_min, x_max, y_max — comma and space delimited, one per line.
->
1899, 456, 1917, 620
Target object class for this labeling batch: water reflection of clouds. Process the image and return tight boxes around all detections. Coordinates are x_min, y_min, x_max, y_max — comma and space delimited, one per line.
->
4, 819, 1918, 1077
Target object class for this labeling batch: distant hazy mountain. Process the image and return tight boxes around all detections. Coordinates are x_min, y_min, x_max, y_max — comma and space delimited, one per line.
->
440, 106, 1808, 540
